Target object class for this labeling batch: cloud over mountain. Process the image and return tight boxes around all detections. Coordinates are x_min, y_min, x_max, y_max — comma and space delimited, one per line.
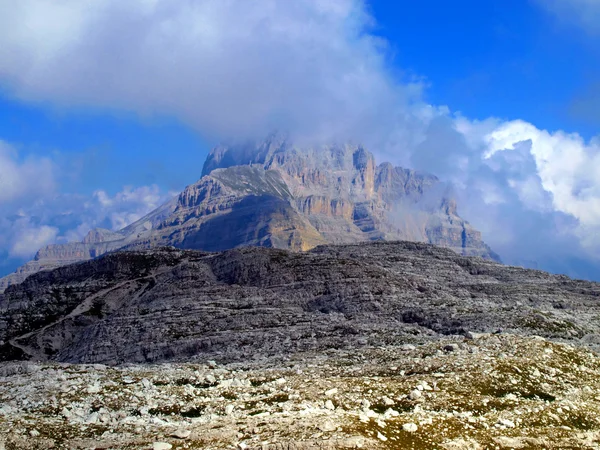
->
0, 0, 599, 279
0, 0, 421, 144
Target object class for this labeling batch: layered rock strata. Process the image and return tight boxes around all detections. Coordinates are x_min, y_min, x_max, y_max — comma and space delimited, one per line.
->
0, 135, 498, 292
0, 241, 597, 365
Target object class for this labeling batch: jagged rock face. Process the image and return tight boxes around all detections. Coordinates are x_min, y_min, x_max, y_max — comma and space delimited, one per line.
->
0, 135, 497, 292
1, 241, 599, 365
201, 136, 496, 259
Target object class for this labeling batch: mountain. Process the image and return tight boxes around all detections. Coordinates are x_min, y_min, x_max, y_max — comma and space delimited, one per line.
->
0, 241, 596, 364
3, 243, 600, 448
0, 134, 498, 292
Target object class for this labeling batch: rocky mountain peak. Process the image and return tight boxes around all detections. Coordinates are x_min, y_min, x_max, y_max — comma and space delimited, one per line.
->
0, 134, 499, 292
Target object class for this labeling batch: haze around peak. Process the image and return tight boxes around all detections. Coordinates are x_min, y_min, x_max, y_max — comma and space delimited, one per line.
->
0, 0, 599, 280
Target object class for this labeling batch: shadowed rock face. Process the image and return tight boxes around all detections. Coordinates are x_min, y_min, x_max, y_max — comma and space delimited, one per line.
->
0, 135, 498, 292
1, 241, 598, 365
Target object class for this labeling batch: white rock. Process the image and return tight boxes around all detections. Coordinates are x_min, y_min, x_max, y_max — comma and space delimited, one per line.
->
171, 429, 191, 439
441, 438, 482, 449
225, 404, 235, 415
409, 390, 422, 400
497, 418, 515, 428
325, 388, 338, 396
366, 409, 378, 418
85, 412, 99, 424
403, 423, 418, 432
343, 436, 365, 448
382, 396, 394, 405
319, 420, 336, 432
86, 384, 101, 394
465, 331, 484, 340
153, 443, 172, 450
493, 436, 526, 448
384, 408, 399, 418
377, 432, 387, 441
325, 400, 335, 410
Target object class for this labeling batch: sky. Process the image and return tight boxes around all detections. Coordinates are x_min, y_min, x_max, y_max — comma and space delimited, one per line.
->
0, 0, 599, 280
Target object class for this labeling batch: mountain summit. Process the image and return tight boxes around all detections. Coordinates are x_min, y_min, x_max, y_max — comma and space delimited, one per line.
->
0, 134, 498, 291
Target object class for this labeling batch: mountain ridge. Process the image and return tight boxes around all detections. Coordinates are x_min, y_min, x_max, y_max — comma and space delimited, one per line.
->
1, 240, 597, 366
0, 136, 498, 292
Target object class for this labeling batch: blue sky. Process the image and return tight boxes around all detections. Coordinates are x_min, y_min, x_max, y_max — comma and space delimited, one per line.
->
370, 0, 600, 138
0, 0, 599, 279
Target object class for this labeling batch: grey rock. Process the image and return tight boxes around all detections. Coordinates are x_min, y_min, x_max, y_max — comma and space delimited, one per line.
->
409, 390, 423, 400
170, 429, 191, 439
0, 241, 597, 364
0, 134, 497, 293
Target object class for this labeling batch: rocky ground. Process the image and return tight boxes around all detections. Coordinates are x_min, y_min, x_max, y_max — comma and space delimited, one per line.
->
3, 242, 600, 366
3, 242, 600, 449
2, 333, 600, 449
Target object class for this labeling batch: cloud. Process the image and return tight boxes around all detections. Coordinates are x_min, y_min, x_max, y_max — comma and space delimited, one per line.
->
0, 0, 599, 280
0, 182, 175, 267
0, 141, 56, 203
90, 185, 172, 231
407, 113, 600, 278
0, 0, 421, 144
484, 121, 600, 228
535, 0, 600, 34
9, 222, 58, 258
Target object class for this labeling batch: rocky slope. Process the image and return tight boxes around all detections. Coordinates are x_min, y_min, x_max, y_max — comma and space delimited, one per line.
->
0, 241, 598, 366
2, 242, 600, 448
0, 134, 497, 292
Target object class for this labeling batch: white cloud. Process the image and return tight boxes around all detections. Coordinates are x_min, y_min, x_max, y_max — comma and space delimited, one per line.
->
0, 0, 600, 280
0, 141, 56, 203
484, 121, 600, 227
0, 0, 420, 144
0, 183, 175, 263
9, 222, 58, 258
90, 185, 173, 232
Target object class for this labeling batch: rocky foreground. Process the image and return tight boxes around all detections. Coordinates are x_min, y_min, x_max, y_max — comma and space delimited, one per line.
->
2, 334, 600, 449
3, 241, 600, 448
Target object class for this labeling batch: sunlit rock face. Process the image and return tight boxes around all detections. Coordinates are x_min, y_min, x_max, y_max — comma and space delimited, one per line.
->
198, 133, 497, 258
0, 134, 498, 292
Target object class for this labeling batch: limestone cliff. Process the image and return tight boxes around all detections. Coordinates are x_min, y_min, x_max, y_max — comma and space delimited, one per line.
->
0, 135, 498, 292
